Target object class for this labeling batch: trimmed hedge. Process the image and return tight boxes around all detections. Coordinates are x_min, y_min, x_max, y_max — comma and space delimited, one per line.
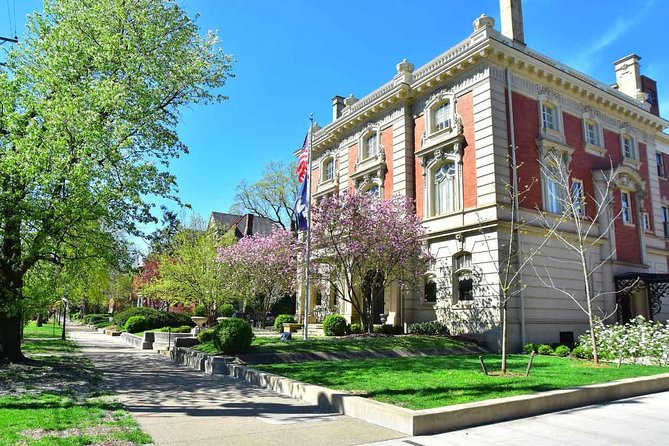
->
537, 344, 554, 355
124, 316, 148, 333
555, 345, 571, 357
408, 321, 449, 336
84, 313, 110, 325
323, 314, 347, 336
198, 329, 216, 343
524, 343, 537, 354
273, 314, 296, 332
349, 323, 363, 334
219, 304, 235, 317
114, 307, 194, 332
213, 318, 254, 354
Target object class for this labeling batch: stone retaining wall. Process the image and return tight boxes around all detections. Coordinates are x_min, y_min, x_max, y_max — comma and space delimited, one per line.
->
171, 347, 232, 375
120, 332, 153, 350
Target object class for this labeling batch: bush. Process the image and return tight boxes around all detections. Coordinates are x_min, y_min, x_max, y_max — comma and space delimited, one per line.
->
219, 304, 235, 317
114, 307, 195, 332
198, 329, 215, 343
124, 316, 148, 333
523, 343, 537, 354
571, 345, 591, 359
193, 305, 207, 317
537, 344, 553, 355
273, 314, 296, 332
555, 345, 570, 357
372, 324, 403, 335
151, 325, 193, 333
408, 321, 449, 336
84, 313, 110, 325
213, 318, 254, 354
323, 314, 347, 336
349, 323, 362, 334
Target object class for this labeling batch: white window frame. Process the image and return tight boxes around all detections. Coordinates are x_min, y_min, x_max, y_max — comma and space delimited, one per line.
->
433, 101, 452, 132
321, 156, 335, 182
537, 93, 565, 143
621, 134, 636, 160
424, 91, 457, 140
657, 152, 666, 178
571, 179, 586, 217
582, 112, 605, 156
620, 190, 633, 225
357, 126, 383, 163
432, 162, 458, 216
453, 252, 474, 303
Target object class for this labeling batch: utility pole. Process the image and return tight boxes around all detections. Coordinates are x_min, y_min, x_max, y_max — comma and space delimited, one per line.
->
0, 35, 18, 66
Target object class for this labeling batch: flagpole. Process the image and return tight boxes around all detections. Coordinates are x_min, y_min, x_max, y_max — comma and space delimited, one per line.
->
303, 114, 314, 340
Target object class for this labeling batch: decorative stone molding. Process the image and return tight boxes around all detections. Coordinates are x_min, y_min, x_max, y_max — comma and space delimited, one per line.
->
473, 14, 495, 31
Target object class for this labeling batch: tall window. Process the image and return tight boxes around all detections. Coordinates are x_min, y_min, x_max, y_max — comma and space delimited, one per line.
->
323, 158, 334, 181
364, 133, 378, 159
433, 102, 451, 131
642, 212, 651, 232
571, 179, 585, 217
433, 163, 457, 215
663, 207, 669, 238
657, 152, 666, 178
585, 121, 600, 146
453, 253, 473, 302
541, 103, 558, 131
621, 191, 632, 224
622, 135, 635, 160
544, 162, 564, 214
424, 279, 437, 303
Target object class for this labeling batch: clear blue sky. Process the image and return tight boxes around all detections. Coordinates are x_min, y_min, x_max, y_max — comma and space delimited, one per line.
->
1, 0, 668, 243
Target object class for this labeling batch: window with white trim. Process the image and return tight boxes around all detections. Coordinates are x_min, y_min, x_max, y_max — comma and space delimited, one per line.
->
323, 157, 335, 182
424, 279, 437, 303
543, 156, 567, 214
621, 191, 632, 224
584, 120, 600, 146
657, 152, 666, 178
622, 135, 636, 160
662, 207, 669, 238
642, 212, 651, 232
433, 101, 451, 132
453, 252, 473, 302
571, 179, 585, 217
432, 162, 457, 215
363, 133, 378, 159
541, 102, 559, 131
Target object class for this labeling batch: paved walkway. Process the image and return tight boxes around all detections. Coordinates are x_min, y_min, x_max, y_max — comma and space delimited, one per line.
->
69, 326, 404, 446
367, 391, 669, 446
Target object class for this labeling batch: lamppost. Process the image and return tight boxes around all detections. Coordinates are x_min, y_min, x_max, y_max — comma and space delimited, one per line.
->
61, 296, 69, 340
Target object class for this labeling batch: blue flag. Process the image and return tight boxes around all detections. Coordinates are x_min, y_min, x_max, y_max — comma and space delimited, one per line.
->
295, 177, 309, 231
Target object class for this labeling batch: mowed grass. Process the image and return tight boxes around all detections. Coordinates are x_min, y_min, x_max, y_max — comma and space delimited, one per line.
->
255, 354, 669, 410
195, 335, 466, 355
0, 322, 151, 446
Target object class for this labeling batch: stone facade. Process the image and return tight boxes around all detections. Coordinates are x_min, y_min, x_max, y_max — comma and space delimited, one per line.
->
299, 7, 669, 351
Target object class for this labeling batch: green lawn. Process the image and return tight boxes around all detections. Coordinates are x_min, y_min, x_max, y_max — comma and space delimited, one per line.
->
0, 322, 151, 446
21, 321, 78, 353
23, 321, 62, 338
195, 334, 466, 355
255, 354, 669, 410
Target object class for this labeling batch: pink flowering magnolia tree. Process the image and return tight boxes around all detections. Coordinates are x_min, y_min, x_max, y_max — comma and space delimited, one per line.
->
217, 229, 297, 328
311, 192, 431, 333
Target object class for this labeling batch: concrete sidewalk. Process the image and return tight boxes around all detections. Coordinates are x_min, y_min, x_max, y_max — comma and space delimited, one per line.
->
69, 326, 404, 446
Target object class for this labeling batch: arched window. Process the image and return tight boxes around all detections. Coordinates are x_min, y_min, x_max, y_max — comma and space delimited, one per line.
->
453, 252, 473, 302
433, 163, 457, 215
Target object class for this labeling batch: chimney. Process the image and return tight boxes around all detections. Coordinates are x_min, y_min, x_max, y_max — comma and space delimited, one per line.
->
614, 54, 645, 102
499, 0, 525, 44
332, 95, 345, 121
640, 75, 660, 116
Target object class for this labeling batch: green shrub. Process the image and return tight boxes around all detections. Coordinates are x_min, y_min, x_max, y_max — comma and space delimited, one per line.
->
198, 329, 215, 343
323, 314, 347, 336
114, 307, 194, 331
124, 316, 148, 333
372, 324, 403, 335
523, 343, 537, 354
349, 323, 362, 334
555, 345, 570, 357
571, 345, 591, 359
193, 305, 207, 317
219, 304, 235, 317
84, 313, 110, 325
213, 318, 254, 354
273, 314, 296, 332
72, 313, 82, 320
151, 325, 193, 333
94, 321, 112, 328
537, 344, 553, 355
408, 321, 449, 336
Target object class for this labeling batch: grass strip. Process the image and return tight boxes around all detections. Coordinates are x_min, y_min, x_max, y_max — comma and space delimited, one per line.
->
255, 354, 669, 410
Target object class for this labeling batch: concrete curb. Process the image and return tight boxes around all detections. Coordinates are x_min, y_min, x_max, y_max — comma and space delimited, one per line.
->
226, 363, 669, 436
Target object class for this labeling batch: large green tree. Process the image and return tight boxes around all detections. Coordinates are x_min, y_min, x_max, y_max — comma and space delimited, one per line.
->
0, 0, 233, 362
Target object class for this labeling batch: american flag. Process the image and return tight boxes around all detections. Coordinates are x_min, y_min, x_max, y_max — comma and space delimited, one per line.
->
296, 129, 311, 183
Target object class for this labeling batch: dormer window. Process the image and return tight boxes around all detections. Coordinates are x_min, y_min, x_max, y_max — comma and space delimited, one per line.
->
433, 102, 451, 132
363, 133, 378, 159
541, 102, 558, 131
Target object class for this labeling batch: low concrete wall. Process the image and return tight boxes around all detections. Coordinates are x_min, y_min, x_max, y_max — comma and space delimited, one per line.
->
151, 332, 194, 350
120, 332, 153, 350
226, 362, 669, 436
171, 347, 232, 375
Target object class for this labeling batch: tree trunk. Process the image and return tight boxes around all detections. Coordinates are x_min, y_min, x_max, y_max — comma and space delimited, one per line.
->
501, 299, 508, 374
0, 312, 26, 363
36, 313, 43, 327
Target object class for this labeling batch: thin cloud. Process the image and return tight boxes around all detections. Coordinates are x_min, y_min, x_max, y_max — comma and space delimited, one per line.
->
569, 0, 655, 73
